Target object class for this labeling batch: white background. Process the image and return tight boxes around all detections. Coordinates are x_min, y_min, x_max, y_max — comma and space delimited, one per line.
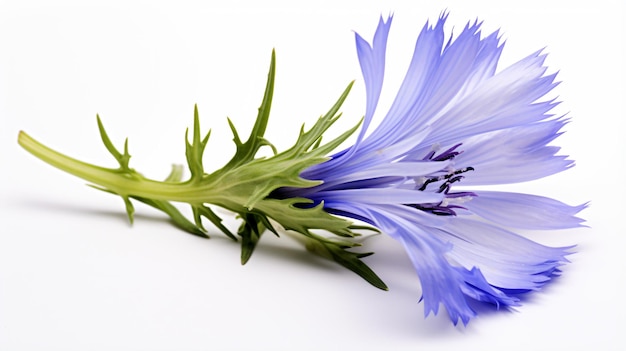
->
1, 0, 624, 350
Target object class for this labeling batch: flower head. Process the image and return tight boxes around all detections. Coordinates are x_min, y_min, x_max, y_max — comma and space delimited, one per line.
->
278, 14, 585, 325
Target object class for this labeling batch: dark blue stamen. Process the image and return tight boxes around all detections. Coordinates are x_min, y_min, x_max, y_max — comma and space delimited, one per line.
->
427, 143, 464, 161
409, 203, 458, 216
418, 166, 474, 191
414, 143, 476, 216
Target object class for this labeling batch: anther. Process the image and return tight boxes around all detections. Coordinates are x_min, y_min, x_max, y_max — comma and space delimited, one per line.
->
417, 166, 475, 192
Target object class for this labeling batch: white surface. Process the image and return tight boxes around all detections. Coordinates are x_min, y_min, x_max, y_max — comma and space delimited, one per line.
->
1, 0, 624, 350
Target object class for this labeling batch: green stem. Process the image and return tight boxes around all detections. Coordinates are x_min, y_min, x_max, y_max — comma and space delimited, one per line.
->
18, 131, 213, 204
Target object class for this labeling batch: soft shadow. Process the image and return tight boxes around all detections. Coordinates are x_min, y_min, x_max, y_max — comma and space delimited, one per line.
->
18, 197, 346, 273
14, 197, 543, 336
13, 197, 208, 238
248, 235, 352, 273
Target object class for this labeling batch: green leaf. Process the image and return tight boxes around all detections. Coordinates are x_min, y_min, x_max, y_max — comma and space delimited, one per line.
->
193, 205, 236, 241
221, 50, 276, 171
122, 196, 135, 224
97, 115, 132, 171
304, 235, 388, 291
135, 197, 208, 238
238, 213, 265, 264
325, 244, 388, 291
185, 105, 211, 182
164, 164, 184, 183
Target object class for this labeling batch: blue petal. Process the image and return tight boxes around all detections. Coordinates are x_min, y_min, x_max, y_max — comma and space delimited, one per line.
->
315, 188, 444, 205
434, 218, 573, 290
342, 205, 479, 324
364, 15, 447, 146
354, 15, 393, 145
300, 16, 392, 180
341, 205, 522, 325
452, 118, 574, 184
426, 52, 560, 145
316, 160, 449, 191
466, 191, 587, 229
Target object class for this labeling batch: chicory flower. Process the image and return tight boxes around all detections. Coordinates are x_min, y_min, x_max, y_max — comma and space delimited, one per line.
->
277, 14, 586, 325
17, 13, 585, 327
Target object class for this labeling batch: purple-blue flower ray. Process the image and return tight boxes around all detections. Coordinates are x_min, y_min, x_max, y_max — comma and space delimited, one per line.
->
353, 16, 393, 148
433, 218, 573, 288
437, 118, 575, 185
277, 13, 586, 324
329, 202, 523, 325
464, 191, 588, 229
315, 160, 450, 191
315, 188, 444, 205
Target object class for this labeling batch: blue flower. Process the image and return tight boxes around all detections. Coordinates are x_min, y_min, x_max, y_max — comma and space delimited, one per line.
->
278, 14, 586, 325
